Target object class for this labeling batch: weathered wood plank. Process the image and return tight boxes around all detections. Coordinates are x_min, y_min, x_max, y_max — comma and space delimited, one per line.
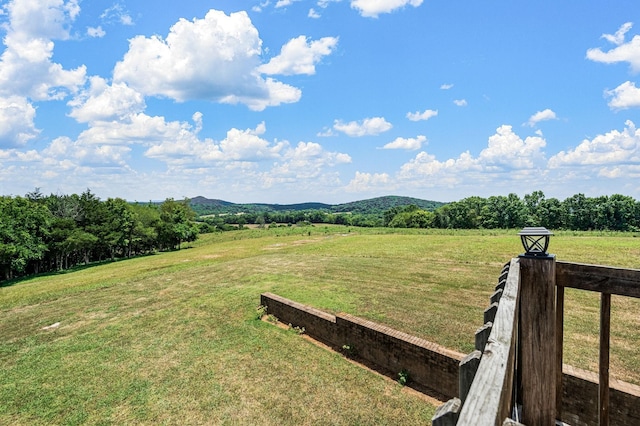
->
556, 285, 565, 420
499, 262, 510, 276
457, 258, 520, 426
556, 261, 640, 298
432, 398, 461, 426
600, 293, 611, 426
484, 302, 499, 323
491, 288, 504, 304
459, 350, 482, 405
475, 322, 493, 351
519, 255, 556, 425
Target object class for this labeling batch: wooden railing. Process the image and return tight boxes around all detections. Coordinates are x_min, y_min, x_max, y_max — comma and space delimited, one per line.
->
458, 258, 521, 424
433, 256, 640, 426
556, 262, 640, 426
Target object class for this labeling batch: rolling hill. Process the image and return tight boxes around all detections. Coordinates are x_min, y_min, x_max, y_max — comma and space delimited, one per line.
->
189, 195, 446, 216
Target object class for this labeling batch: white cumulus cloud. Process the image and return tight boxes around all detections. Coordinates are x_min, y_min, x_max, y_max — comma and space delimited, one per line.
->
333, 117, 392, 137
113, 9, 301, 111
144, 122, 286, 164
398, 125, 546, 184
6, 0, 79, 40
398, 151, 475, 185
382, 135, 426, 150
318, 0, 342, 8
270, 141, 351, 181
218, 122, 286, 161
526, 109, 557, 127
0, 0, 86, 101
345, 171, 391, 193
68, 77, 146, 123
602, 22, 633, 45
549, 120, 640, 167
275, 0, 301, 7
587, 23, 640, 72
453, 99, 467, 107
605, 81, 640, 110
258, 35, 338, 76
76, 113, 197, 147
0, 96, 39, 148
43, 136, 131, 168
252, 1, 271, 13
350, 0, 423, 18
87, 26, 106, 38
100, 3, 134, 26
406, 109, 438, 121
480, 125, 546, 168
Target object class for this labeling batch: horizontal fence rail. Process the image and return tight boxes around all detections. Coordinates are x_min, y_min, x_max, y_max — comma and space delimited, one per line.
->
556, 261, 640, 298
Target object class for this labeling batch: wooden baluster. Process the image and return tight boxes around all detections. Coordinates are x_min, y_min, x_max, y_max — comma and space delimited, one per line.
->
459, 350, 482, 405
432, 398, 461, 426
555, 285, 564, 421
599, 293, 611, 426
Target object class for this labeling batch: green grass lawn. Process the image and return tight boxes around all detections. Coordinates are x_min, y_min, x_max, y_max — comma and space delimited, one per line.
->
1, 226, 639, 424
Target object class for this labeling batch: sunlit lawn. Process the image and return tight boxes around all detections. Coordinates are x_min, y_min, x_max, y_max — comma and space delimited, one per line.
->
1, 226, 639, 424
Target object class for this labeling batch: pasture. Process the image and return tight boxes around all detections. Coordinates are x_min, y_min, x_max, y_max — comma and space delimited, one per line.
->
1, 226, 639, 425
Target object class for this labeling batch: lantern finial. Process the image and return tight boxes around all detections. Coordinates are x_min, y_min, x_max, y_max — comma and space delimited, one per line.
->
518, 227, 553, 258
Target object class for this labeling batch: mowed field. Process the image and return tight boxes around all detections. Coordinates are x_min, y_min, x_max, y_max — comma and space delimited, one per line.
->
1, 226, 639, 425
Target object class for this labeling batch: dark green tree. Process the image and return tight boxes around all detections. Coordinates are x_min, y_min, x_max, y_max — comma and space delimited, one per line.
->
103, 198, 137, 259
0, 196, 51, 279
158, 198, 199, 250
130, 203, 160, 254
562, 194, 591, 230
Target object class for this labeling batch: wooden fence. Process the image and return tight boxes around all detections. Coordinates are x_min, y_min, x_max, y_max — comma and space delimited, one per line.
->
433, 256, 640, 426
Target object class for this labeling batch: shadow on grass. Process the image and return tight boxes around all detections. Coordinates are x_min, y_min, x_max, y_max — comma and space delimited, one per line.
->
264, 315, 450, 404
0, 252, 162, 289
331, 340, 450, 403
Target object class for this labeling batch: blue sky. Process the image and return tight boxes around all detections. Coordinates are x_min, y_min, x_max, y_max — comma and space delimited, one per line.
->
0, 0, 639, 204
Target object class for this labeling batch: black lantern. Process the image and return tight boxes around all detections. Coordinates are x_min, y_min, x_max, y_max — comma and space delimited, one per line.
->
518, 227, 553, 257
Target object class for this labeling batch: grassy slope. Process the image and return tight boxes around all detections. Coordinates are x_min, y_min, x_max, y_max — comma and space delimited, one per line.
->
1, 226, 639, 424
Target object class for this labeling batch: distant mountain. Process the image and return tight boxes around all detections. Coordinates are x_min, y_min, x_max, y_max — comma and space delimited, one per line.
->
331, 195, 445, 214
189, 195, 446, 216
251, 202, 333, 211
189, 196, 234, 207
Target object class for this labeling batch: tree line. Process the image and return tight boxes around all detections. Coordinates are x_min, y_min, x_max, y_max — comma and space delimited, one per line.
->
0, 189, 199, 282
198, 209, 381, 229
384, 191, 640, 231
203, 191, 640, 232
